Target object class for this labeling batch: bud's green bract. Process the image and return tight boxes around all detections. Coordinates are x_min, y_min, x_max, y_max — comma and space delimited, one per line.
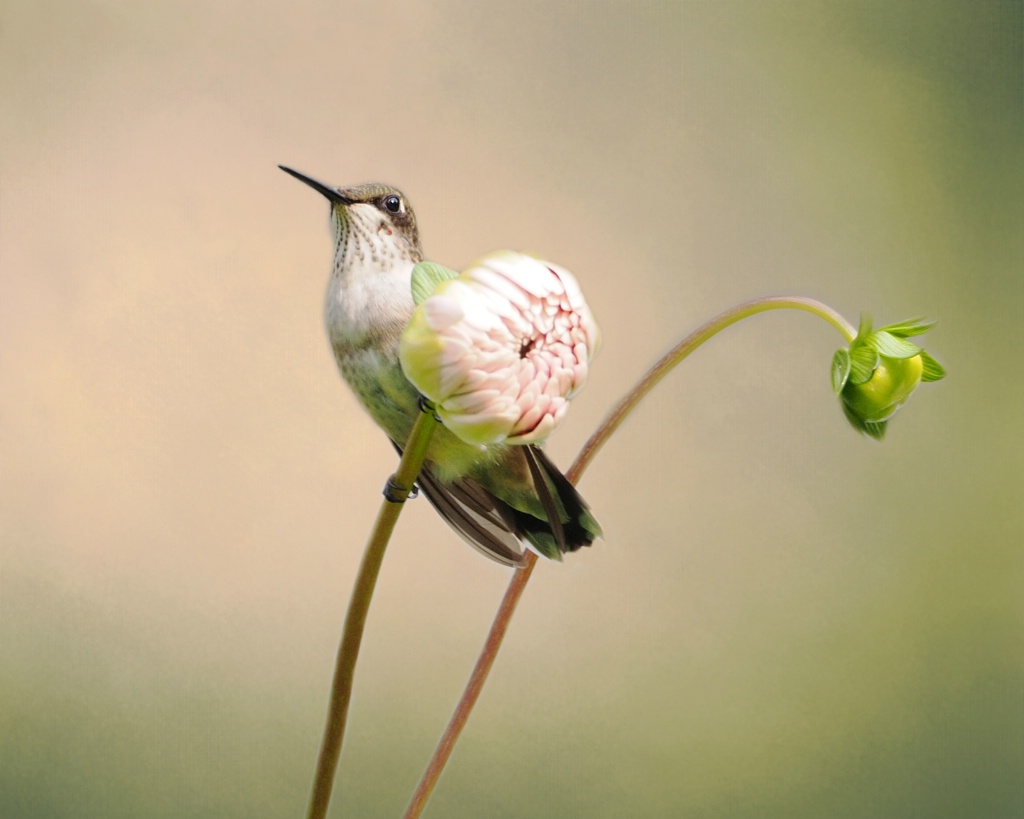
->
831, 317, 945, 439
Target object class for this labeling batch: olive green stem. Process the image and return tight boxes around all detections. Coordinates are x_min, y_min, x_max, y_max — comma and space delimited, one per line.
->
574, 296, 855, 473
307, 406, 438, 819
402, 295, 855, 818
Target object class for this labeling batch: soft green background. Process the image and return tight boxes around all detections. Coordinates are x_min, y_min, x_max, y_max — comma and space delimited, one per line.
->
2, 2, 1021, 817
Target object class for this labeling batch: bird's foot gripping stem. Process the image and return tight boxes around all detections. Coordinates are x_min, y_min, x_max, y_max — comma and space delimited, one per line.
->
417, 394, 440, 420
383, 476, 420, 504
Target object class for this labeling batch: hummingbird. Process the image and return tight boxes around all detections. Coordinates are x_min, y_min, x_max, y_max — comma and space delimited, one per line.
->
279, 166, 601, 566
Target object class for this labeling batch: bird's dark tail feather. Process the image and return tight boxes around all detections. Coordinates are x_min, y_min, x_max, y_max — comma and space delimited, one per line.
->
516, 445, 601, 561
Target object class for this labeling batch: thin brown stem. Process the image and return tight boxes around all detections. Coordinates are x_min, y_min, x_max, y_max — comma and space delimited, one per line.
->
402, 296, 855, 818
402, 552, 538, 819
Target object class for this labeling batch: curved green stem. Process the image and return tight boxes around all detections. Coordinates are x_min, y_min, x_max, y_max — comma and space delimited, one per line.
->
402, 296, 855, 818
573, 296, 854, 473
307, 407, 438, 819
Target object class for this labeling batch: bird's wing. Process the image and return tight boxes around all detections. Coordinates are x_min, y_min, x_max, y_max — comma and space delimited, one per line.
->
413, 468, 528, 567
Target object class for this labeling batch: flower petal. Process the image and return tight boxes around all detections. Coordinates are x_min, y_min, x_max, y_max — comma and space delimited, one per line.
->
400, 250, 600, 446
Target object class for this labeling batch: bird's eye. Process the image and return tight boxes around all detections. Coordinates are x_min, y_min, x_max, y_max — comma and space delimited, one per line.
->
382, 195, 402, 214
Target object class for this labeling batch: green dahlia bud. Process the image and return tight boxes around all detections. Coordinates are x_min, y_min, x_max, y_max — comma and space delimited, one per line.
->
842, 353, 923, 423
831, 317, 945, 440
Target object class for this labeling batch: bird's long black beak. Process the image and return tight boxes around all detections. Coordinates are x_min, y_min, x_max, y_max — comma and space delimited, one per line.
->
278, 165, 351, 204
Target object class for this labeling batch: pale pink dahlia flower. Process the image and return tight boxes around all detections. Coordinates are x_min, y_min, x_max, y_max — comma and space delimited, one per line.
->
399, 250, 600, 446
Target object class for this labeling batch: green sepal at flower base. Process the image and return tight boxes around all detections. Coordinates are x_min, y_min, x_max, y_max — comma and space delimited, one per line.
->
411, 261, 460, 306
831, 315, 946, 440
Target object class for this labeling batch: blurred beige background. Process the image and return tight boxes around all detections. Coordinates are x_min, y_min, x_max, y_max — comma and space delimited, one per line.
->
2, 2, 1021, 817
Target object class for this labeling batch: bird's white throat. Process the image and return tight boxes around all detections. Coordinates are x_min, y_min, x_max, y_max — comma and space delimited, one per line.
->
324, 258, 416, 350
